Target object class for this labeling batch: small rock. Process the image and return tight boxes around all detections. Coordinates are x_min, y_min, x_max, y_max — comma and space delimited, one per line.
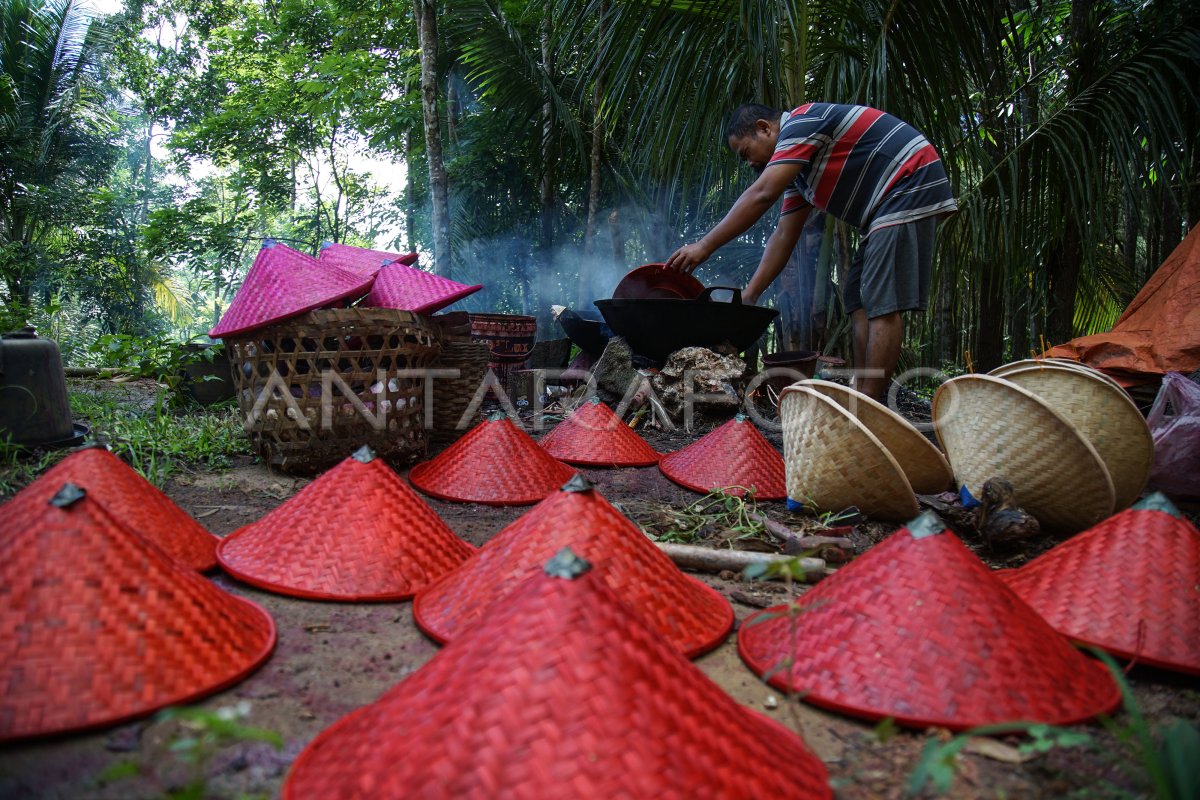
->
764, 695, 779, 710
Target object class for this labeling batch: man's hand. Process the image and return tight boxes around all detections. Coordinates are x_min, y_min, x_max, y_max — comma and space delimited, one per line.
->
741, 287, 762, 305
664, 241, 711, 273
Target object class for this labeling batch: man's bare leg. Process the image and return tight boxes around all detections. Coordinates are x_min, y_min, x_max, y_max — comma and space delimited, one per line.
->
857, 311, 903, 403
851, 308, 869, 393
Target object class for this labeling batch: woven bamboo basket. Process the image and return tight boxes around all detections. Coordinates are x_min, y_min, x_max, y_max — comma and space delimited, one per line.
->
779, 386, 919, 521
932, 375, 1115, 531
799, 379, 953, 494
427, 313, 490, 446
225, 308, 440, 474
1000, 364, 1153, 509
989, 358, 1124, 392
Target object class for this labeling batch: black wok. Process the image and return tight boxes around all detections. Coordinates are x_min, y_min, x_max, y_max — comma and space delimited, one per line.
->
594, 286, 778, 363
556, 307, 613, 355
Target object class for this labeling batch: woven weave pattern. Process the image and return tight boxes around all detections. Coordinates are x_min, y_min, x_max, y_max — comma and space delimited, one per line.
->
1002, 501, 1200, 675
427, 313, 490, 446
211, 242, 373, 338
932, 375, 1114, 531
801, 380, 952, 494
225, 308, 440, 474
0, 492, 276, 742
12, 448, 218, 571
414, 485, 732, 657
780, 388, 918, 520
409, 417, 575, 505
658, 417, 785, 499
364, 260, 482, 314
286, 568, 830, 800
318, 242, 418, 277
218, 456, 474, 601
538, 399, 660, 467
990, 358, 1125, 392
1001, 365, 1153, 509
738, 513, 1121, 730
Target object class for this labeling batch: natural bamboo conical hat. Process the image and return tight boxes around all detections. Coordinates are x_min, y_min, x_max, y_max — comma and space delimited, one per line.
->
286, 550, 831, 800
9, 447, 217, 571
933, 374, 1114, 531
779, 386, 918, 520
218, 447, 475, 601
409, 416, 576, 505
0, 484, 275, 742
999, 364, 1152, 509
658, 415, 786, 499
1002, 493, 1200, 676
799, 380, 952, 494
989, 358, 1124, 392
414, 477, 732, 657
739, 512, 1121, 731
538, 398, 660, 467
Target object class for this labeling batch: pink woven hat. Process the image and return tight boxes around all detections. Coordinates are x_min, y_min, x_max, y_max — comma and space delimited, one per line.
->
284, 549, 831, 800
6, 446, 218, 571
217, 447, 475, 601
414, 475, 732, 657
363, 259, 482, 314
0, 484, 276, 742
538, 397, 660, 467
210, 240, 374, 338
409, 414, 575, 505
659, 414, 786, 499
1002, 493, 1200, 676
738, 512, 1122, 731
318, 241, 419, 277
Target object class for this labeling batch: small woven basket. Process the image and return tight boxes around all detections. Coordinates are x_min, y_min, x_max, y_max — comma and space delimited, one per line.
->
427, 313, 490, 446
225, 308, 440, 474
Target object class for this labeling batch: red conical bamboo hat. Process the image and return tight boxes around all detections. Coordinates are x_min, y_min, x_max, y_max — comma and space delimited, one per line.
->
217, 447, 475, 601
318, 241, 419, 277
1002, 493, 1200, 676
210, 241, 374, 338
0, 484, 276, 742
659, 414, 786, 499
285, 550, 831, 800
8, 447, 217, 571
538, 398, 660, 467
363, 260, 482, 314
414, 476, 732, 656
409, 416, 575, 505
738, 512, 1121, 731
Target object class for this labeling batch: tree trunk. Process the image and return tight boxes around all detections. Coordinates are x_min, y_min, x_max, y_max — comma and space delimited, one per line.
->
579, 2, 607, 307
404, 125, 417, 253
415, 0, 451, 277
975, 260, 1006, 371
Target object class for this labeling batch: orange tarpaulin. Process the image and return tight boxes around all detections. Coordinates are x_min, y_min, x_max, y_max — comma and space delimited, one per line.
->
1045, 224, 1200, 386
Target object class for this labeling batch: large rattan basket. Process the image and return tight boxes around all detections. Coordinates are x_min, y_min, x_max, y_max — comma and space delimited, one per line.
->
224, 308, 440, 473
427, 313, 490, 446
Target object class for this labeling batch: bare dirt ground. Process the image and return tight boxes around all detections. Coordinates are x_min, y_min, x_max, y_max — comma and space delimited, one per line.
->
1, 411, 1198, 799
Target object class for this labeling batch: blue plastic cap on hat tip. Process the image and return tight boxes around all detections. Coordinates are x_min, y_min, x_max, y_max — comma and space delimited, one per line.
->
1132, 491, 1184, 519
786, 497, 805, 513
907, 511, 947, 539
320, 240, 333, 251
263, 238, 278, 248
959, 484, 981, 509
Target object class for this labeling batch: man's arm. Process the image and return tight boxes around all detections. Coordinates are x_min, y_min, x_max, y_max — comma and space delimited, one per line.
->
743, 206, 810, 305
664, 161, 802, 273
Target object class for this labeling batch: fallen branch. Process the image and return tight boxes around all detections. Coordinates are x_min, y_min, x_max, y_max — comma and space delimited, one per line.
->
655, 542, 826, 579
745, 512, 854, 560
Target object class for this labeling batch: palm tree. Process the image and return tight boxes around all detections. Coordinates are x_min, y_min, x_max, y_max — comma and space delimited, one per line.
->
0, 0, 116, 317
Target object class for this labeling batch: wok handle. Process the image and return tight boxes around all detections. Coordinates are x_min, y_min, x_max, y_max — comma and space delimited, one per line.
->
699, 286, 744, 304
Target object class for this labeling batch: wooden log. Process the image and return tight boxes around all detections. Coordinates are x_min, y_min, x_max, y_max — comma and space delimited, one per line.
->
655, 542, 826, 579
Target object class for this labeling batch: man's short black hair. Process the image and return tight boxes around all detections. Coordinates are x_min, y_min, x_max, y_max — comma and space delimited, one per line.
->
724, 103, 781, 140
